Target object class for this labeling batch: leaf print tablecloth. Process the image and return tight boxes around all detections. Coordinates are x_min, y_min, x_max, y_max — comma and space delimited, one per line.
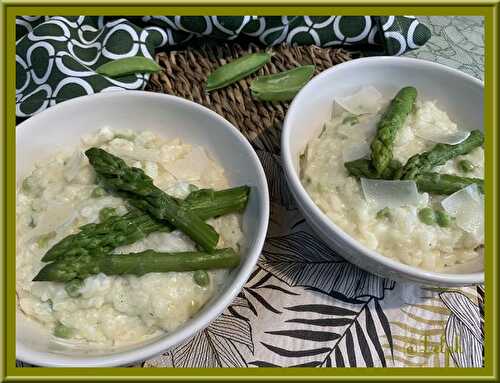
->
15, 16, 484, 369
15, 15, 431, 118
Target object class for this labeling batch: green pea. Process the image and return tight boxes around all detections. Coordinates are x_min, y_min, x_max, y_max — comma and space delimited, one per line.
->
376, 207, 391, 220
115, 220, 129, 231
96, 56, 161, 78
37, 231, 56, 248
99, 207, 117, 222
342, 115, 360, 125
435, 210, 452, 228
91, 186, 107, 198
418, 208, 436, 225
21, 175, 42, 196
21, 176, 34, 193
250, 65, 316, 102
193, 270, 210, 287
65, 279, 83, 298
53, 323, 73, 339
206, 52, 272, 92
458, 159, 474, 173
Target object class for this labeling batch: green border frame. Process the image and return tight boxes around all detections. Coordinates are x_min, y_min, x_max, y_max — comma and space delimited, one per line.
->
2, 1, 498, 381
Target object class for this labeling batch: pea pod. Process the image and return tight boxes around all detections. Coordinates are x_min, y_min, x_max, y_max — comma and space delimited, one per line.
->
96, 57, 161, 78
250, 65, 315, 102
206, 52, 272, 92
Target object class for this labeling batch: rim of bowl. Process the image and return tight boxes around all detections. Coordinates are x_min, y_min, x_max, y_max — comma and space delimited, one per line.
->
16, 91, 270, 367
281, 56, 484, 286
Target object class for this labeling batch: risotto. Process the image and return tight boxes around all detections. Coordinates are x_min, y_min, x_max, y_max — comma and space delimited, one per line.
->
16, 128, 244, 346
301, 86, 484, 271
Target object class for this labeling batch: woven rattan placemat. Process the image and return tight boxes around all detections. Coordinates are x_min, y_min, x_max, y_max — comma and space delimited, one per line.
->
146, 43, 352, 153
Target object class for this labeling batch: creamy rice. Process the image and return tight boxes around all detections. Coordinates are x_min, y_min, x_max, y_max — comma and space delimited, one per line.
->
16, 128, 243, 346
301, 95, 483, 271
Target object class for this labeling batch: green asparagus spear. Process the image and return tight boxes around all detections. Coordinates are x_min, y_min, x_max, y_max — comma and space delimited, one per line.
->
397, 130, 484, 180
414, 172, 484, 195
344, 158, 402, 180
345, 158, 483, 195
344, 158, 377, 178
42, 211, 166, 262
85, 148, 219, 252
34, 248, 240, 282
183, 186, 250, 220
42, 186, 250, 262
370, 87, 417, 175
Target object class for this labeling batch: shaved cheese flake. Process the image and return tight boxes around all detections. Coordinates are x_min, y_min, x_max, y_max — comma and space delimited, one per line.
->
337, 115, 378, 140
335, 86, 384, 115
165, 181, 194, 199
110, 146, 160, 163
331, 100, 347, 119
342, 142, 371, 162
394, 123, 415, 147
321, 120, 338, 137
360, 178, 426, 209
415, 130, 471, 145
441, 184, 484, 237
356, 119, 378, 139
412, 101, 469, 144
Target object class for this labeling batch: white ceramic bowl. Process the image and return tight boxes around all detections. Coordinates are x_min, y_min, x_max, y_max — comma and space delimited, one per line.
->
282, 57, 484, 286
16, 91, 269, 367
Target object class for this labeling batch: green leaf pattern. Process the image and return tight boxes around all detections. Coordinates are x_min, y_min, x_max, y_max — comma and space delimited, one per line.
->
404, 16, 484, 80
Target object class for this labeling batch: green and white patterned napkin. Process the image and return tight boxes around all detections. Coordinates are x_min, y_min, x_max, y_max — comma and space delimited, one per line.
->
16, 16, 431, 117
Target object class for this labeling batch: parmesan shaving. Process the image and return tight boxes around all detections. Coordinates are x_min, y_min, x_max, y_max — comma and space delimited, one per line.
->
360, 178, 427, 210
415, 130, 471, 145
342, 142, 371, 162
335, 86, 384, 115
